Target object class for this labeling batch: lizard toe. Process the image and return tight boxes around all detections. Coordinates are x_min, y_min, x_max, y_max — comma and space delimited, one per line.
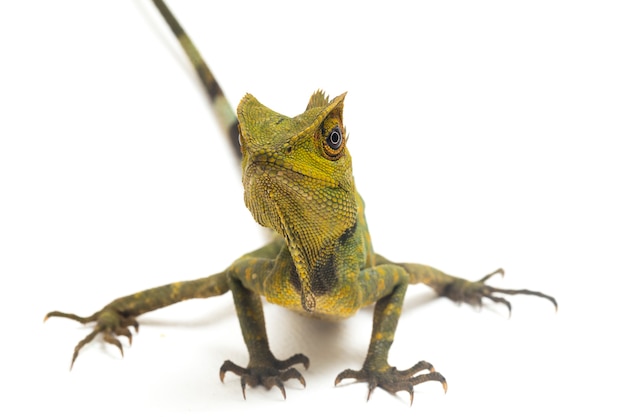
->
335, 362, 446, 405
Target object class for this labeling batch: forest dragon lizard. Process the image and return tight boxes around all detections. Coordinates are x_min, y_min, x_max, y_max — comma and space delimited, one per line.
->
45, 0, 557, 404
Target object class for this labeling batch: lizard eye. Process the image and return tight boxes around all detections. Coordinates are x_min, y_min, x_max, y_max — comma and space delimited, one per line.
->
323, 126, 344, 159
326, 127, 343, 150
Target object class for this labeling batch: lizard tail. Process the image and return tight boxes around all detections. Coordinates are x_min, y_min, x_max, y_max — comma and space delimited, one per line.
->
152, 0, 241, 158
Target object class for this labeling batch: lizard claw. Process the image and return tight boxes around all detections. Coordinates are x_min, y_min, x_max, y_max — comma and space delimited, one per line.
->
219, 353, 309, 399
442, 268, 558, 316
335, 361, 446, 404
45, 308, 140, 369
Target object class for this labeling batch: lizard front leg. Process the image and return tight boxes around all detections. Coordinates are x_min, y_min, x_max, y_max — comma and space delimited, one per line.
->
220, 259, 309, 399
335, 266, 447, 404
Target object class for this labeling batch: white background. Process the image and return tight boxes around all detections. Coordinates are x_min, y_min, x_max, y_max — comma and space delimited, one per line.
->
1, 0, 624, 415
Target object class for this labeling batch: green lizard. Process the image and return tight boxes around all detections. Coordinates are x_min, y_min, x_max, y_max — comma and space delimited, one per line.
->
46, 0, 557, 404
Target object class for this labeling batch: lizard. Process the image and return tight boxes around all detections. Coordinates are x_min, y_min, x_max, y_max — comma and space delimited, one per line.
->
45, 0, 557, 404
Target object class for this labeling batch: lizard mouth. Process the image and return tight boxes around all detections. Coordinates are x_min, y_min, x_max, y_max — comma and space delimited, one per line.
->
243, 158, 355, 237
244, 157, 338, 187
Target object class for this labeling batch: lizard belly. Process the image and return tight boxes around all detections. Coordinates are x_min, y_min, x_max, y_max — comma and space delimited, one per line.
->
264, 281, 361, 320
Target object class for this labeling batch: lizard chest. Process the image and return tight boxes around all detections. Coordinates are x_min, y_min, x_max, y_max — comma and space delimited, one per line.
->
262, 260, 363, 320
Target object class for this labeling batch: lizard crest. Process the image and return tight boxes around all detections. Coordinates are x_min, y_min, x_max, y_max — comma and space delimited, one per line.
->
238, 91, 357, 312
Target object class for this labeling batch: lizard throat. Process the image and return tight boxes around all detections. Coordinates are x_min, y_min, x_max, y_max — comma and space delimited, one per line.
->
242, 161, 350, 232
243, 160, 358, 313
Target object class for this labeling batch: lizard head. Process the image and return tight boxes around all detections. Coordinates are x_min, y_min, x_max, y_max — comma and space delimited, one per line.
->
237, 91, 358, 312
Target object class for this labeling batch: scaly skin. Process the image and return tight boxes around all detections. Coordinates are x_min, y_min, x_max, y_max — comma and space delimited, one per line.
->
45, 0, 557, 404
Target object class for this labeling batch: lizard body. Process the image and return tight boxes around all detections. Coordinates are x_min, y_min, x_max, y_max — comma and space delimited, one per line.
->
46, 0, 556, 403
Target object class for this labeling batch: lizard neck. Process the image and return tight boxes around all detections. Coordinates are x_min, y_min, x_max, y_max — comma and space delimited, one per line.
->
243, 160, 358, 312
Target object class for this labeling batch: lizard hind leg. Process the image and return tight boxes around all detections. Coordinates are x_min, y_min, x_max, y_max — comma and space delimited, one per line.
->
396, 262, 558, 316
436, 268, 557, 316
44, 309, 138, 370
45, 272, 230, 369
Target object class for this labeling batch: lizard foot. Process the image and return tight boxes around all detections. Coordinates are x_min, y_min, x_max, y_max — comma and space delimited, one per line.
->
45, 306, 138, 369
335, 361, 447, 405
219, 353, 310, 399
441, 268, 558, 316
